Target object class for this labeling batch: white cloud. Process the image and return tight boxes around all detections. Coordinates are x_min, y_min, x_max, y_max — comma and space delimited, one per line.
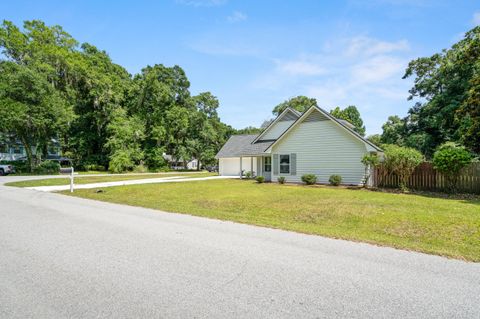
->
350, 55, 405, 84
227, 11, 247, 23
345, 36, 409, 57
176, 0, 226, 7
473, 12, 480, 26
250, 35, 413, 134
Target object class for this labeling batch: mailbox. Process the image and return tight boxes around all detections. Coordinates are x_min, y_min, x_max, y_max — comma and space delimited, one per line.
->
60, 167, 74, 174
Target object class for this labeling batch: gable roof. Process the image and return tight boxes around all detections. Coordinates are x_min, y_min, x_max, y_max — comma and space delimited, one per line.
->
215, 135, 274, 158
252, 107, 301, 143
265, 106, 382, 152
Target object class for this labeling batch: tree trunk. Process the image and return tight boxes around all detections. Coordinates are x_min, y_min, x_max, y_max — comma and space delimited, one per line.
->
20, 136, 34, 172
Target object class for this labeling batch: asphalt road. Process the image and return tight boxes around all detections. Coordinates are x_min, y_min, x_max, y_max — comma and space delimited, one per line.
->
1, 176, 479, 318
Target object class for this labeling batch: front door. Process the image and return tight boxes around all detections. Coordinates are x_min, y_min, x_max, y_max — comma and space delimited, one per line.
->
263, 156, 272, 181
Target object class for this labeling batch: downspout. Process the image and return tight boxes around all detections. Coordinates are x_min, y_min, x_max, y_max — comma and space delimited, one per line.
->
240, 156, 243, 179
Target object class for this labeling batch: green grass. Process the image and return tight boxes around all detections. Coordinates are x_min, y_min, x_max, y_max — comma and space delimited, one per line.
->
61, 179, 480, 261
6, 172, 215, 187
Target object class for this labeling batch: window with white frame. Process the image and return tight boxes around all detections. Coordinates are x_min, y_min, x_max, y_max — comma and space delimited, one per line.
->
264, 157, 271, 172
279, 154, 290, 174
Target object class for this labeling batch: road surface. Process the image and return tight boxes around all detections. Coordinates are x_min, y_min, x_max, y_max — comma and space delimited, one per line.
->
1, 177, 479, 318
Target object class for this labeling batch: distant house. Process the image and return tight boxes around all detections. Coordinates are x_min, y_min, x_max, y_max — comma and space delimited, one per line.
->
0, 138, 62, 161
215, 106, 382, 185
162, 153, 199, 170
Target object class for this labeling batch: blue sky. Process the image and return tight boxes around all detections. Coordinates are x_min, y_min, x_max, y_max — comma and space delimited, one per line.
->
3, 0, 479, 134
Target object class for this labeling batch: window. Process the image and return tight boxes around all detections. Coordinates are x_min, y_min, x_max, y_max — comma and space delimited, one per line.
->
264, 157, 271, 172
279, 154, 290, 174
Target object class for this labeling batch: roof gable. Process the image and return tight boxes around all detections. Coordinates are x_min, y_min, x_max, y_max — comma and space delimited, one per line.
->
253, 108, 300, 143
265, 106, 382, 152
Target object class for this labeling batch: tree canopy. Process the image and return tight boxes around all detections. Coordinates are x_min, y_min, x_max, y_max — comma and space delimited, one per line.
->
394, 26, 480, 156
0, 20, 233, 172
272, 95, 317, 116
330, 105, 366, 136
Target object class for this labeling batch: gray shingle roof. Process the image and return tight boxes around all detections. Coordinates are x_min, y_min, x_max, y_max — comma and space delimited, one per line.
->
215, 135, 273, 158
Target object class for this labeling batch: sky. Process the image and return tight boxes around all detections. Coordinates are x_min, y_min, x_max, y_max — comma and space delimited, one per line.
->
2, 0, 480, 135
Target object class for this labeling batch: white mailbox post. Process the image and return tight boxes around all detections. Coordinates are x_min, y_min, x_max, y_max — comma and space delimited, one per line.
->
60, 167, 74, 192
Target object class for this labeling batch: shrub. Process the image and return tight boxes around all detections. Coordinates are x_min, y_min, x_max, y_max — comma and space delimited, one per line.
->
383, 145, 423, 191
33, 160, 60, 174
244, 171, 254, 179
361, 153, 380, 187
84, 164, 106, 172
433, 142, 473, 193
329, 174, 342, 186
255, 176, 265, 183
277, 176, 286, 184
301, 174, 317, 185
108, 150, 135, 173
133, 163, 148, 173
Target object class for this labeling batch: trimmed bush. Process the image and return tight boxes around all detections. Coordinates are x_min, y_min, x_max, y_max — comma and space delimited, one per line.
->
433, 142, 473, 193
33, 160, 60, 174
255, 175, 265, 183
277, 176, 286, 184
329, 174, 342, 186
301, 174, 317, 185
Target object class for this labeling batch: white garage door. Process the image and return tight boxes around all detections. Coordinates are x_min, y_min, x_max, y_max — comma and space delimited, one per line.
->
219, 158, 240, 176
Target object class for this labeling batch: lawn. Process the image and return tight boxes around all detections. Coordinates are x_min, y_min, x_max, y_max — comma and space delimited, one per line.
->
62, 179, 480, 261
6, 172, 215, 187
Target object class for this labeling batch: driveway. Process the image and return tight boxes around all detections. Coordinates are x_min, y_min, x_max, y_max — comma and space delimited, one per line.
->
0, 183, 479, 318
23, 175, 237, 192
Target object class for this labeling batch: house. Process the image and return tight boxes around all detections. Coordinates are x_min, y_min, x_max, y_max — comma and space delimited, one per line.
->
0, 138, 62, 161
162, 153, 200, 170
215, 106, 382, 185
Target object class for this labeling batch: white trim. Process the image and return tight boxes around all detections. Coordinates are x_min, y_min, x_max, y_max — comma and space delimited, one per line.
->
265, 106, 382, 153
252, 108, 300, 143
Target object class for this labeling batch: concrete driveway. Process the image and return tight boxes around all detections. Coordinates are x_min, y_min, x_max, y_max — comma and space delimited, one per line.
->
1, 179, 479, 318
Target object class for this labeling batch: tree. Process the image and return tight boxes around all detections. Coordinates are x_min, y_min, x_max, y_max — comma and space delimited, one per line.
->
127, 64, 192, 168
272, 96, 317, 116
0, 20, 131, 167
188, 92, 226, 169
105, 108, 145, 173
382, 144, 423, 191
0, 61, 74, 171
236, 126, 262, 135
330, 105, 366, 136
380, 116, 406, 145
403, 26, 480, 155
432, 142, 473, 193
366, 134, 382, 147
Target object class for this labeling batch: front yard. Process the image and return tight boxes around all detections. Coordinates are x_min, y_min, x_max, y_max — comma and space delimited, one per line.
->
62, 179, 480, 261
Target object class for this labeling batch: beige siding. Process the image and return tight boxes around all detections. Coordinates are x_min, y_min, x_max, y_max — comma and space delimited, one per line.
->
260, 121, 294, 140
271, 119, 367, 185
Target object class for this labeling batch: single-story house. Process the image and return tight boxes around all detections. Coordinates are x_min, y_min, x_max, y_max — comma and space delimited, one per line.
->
215, 106, 382, 185
162, 153, 199, 170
